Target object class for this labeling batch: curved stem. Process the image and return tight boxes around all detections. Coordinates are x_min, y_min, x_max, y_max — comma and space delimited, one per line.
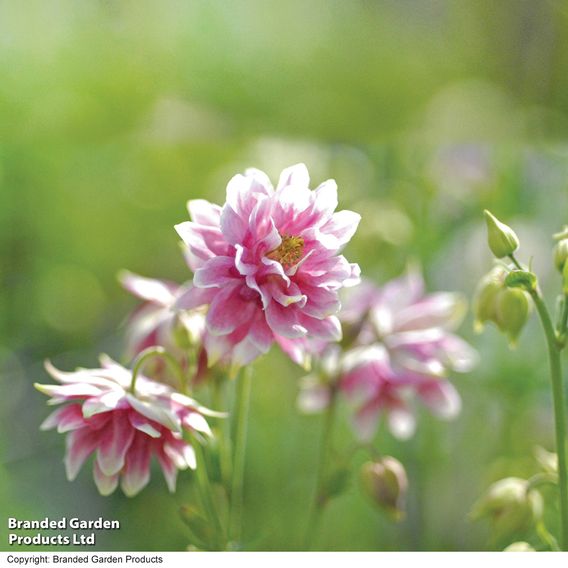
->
529, 287, 568, 550
130, 346, 185, 394
304, 385, 338, 550
537, 520, 561, 552
229, 366, 252, 546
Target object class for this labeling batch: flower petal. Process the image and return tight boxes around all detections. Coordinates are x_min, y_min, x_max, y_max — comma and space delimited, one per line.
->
96, 412, 136, 476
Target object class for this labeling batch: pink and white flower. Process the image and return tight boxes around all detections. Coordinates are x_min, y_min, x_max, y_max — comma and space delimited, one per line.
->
120, 271, 207, 383
341, 270, 477, 378
174, 164, 361, 368
120, 271, 205, 357
35, 356, 220, 496
299, 270, 477, 440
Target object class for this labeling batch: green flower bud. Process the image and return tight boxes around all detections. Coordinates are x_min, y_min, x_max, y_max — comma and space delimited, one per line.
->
179, 505, 214, 550
473, 267, 506, 332
484, 210, 520, 259
554, 239, 568, 273
534, 446, 558, 475
563, 258, 568, 295
360, 457, 408, 522
495, 287, 531, 347
470, 477, 543, 543
504, 541, 535, 552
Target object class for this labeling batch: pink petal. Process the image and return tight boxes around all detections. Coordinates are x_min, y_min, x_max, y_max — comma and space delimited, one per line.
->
317, 210, 361, 250
96, 412, 136, 476
40, 404, 85, 433
220, 204, 248, 245
93, 461, 119, 496
194, 256, 238, 288
65, 427, 100, 481
174, 286, 216, 310
129, 412, 162, 438
82, 390, 126, 419
276, 163, 310, 190
187, 199, 222, 226
265, 302, 307, 339
120, 434, 152, 497
182, 412, 212, 437
126, 394, 181, 432
206, 285, 257, 336
418, 380, 461, 419
118, 271, 177, 306
157, 449, 178, 493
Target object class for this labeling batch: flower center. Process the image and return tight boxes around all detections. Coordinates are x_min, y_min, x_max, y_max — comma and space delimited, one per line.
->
266, 234, 305, 266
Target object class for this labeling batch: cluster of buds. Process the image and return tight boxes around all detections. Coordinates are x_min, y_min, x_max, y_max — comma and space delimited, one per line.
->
470, 477, 543, 543
471, 447, 558, 549
474, 211, 535, 347
474, 265, 531, 347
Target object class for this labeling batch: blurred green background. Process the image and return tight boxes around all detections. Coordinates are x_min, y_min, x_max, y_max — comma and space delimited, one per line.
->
2, 0, 568, 551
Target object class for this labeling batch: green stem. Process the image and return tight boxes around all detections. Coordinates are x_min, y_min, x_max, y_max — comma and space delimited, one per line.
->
130, 347, 184, 394
557, 295, 568, 344
192, 437, 225, 550
529, 287, 568, 550
213, 378, 233, 492
304, 386, 338, 550
229, 366, 252, 545
508, 254, 523, 271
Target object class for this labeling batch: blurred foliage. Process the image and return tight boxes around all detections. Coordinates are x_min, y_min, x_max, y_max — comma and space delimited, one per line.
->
2, 0, 568, 551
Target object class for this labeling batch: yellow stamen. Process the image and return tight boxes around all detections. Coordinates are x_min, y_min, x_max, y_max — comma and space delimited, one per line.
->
266, 234, 305, 267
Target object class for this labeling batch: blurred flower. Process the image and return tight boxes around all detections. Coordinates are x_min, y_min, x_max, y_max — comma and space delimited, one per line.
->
120, 271, 207, 383
360, 456, 408, 521
175, 164, 360, 369
470, 477, 543, 542
299, 269, 476, 440
340, 345, 460, 440
35, 356, 219, 497
341, 270, 477, 378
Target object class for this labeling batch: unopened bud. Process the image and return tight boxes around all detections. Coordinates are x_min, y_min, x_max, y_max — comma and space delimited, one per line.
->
504, 542, 535, 552
484, 210, 520, 259
179, 505, 214, 550
563, 259, 568, 295
554, 239, 568, 273
470, 477, 542, 542
496, 288, 531, 347
360, 457, 407, 522
474, 267, 506, 332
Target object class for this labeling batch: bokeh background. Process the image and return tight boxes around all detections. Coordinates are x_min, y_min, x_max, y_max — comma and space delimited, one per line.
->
2, 0, 568, 551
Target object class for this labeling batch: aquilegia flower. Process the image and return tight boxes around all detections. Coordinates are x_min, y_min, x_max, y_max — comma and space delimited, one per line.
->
120, 271, 207, 384
174, 164, 361, 368
299, 269, 477, 440
341, 270, 477, 379
35, 356, 219, 496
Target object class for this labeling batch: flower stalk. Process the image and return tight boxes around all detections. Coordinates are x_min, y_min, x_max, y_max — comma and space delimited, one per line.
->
526, 283, 568, 550
130, 346, 185, 394
229, 366, 253, 545
304, 384, 338, 550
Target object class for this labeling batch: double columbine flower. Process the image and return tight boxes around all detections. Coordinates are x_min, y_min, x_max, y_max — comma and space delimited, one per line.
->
300, 270, 477, 440
35, 356, 219, 496
174, 164, 361, 369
